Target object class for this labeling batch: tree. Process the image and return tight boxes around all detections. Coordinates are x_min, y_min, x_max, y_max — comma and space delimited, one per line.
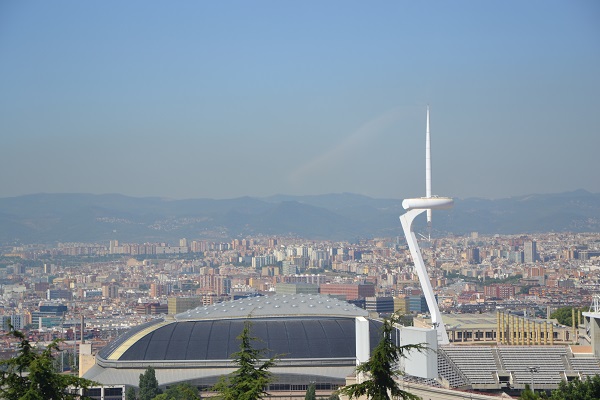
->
0, 325, 95, 400
152, 383, 200, 400
126, 386, 137, 400
550, 307, 575, 327
211, 319, 277, 400
548, 375, 600, 400
305, 382, 316, 400
519, 285, 535, 295
138, 367, 162, 400
337, 314, 425, 400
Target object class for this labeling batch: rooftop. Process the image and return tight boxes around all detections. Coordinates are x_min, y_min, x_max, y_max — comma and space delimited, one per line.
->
175, 293, 369, 321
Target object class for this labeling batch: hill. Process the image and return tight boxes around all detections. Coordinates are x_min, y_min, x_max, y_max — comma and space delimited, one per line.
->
0, 190, 598, 244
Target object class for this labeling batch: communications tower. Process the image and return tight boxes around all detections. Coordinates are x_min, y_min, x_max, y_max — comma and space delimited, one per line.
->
399, 106, 453, 344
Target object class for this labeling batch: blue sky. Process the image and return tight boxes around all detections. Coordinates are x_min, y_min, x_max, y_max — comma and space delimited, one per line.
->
1, 1, 599, 200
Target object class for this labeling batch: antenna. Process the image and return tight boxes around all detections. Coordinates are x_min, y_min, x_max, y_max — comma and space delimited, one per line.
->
399, 105, 454, 345
425, 106, 432, 239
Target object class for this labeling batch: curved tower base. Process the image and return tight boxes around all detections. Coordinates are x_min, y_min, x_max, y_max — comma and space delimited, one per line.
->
400, 208, 449, 345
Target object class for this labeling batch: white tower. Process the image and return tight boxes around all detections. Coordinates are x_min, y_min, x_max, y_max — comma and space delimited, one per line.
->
425, 105, 432, 230
399, 106, 453, 345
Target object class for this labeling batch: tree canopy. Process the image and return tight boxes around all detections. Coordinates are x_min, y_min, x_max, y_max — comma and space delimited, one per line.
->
518, 376, 600, 399
0, 325, 95, 400
305, 382, 316, 400
126, 386, 137, 400
138, 367, 162, 400
211, 319, 277, 400
152, 383, 200, 400
550, 307, 576, 327
337, 313, 425, 400
549, 375, 600, 400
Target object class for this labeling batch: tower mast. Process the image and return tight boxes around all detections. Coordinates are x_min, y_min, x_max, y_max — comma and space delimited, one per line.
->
426, 106, 432, 238
399, 105, 453, 345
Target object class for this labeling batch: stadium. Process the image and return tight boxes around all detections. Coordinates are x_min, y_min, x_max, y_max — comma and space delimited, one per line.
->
81, 293, 600, 399
83, 293, 398, 396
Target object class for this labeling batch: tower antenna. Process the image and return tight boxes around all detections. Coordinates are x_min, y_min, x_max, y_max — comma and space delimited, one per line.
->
399, 105, 453, 345
426, 106, 432, 239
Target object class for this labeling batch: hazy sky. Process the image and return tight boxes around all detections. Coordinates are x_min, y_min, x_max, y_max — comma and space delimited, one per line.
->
1, 1, 599, 200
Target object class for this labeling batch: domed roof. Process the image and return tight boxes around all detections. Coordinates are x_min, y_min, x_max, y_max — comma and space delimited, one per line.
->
98, 294, 379, 363
175, 293, 369, 320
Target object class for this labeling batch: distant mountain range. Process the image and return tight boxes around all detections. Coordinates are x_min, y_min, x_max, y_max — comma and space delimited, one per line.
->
0, 190, 599, 245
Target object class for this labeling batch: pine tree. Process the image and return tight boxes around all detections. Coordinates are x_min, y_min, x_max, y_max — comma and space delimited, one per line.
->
138, 366, 162, 400
211, 319, 277, 400
337, 314, 425, 400
0, 325, 95, 400
305, 382, 317, 400
125, 386, 137, 400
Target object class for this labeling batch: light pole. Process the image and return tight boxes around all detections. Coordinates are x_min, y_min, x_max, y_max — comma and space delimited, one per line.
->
528, 366, 539, 393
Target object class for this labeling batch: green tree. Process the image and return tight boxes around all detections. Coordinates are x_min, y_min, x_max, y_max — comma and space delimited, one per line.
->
337, 314, 425, 400
211, 319, 277, 400
550, 307, 575, 327
548, 375, 600, 400
138, 367, 162, 400
519, 285, 534, 295
0, 325, 95, 400
152, 383, 200, 400
305, 382, 316, 400
126, 386, 137, 400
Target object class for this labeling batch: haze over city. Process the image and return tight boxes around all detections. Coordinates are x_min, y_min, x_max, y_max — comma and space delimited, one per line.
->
1, 1, 599, 200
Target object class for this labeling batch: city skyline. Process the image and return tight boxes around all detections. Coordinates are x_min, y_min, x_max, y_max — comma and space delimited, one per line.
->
1, 1, 599, 200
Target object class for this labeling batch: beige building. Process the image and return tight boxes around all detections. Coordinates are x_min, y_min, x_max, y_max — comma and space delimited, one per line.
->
414, 312, 575, 344
167, 296, 203, 315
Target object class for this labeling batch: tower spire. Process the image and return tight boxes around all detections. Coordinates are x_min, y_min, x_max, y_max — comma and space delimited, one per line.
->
399, 105, 453, 344
426, 106, 432, 234
426, 105, 431, 199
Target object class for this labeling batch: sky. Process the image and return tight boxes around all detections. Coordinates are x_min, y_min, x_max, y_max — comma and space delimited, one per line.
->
1, 1, 599, 200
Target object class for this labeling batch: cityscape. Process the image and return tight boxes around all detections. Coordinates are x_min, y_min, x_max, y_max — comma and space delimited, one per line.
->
2, 225, 600, 398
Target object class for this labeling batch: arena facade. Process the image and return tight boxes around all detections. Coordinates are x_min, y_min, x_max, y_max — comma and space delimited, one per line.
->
83, 294, 600, 398
83, 294, 399, 395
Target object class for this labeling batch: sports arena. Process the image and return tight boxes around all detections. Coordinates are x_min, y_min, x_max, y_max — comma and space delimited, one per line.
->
83, 294, 393, 394
83, 294, 600, 398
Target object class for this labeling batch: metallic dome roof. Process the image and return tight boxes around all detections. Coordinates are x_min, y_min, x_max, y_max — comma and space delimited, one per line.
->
175, 293, 369, 320
98, 294, 378, 362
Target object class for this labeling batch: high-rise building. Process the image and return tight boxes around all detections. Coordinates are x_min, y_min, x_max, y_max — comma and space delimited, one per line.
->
318, 283, 375, 300
394, 295, 410, 314
276, 283, 319, 295
365, 297, 395, 314
150, 283, 171, 297
47, 289, 73, 300
466, 248, 480, 264
524, 240, 538, 263
483, 284, 515, 300
44, 263, 53, 274
10, 314, 26, 330
408, 295, 430, 313
102, 284, 119, 299
31, 302, 67, 328
168, 297, 203, 315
